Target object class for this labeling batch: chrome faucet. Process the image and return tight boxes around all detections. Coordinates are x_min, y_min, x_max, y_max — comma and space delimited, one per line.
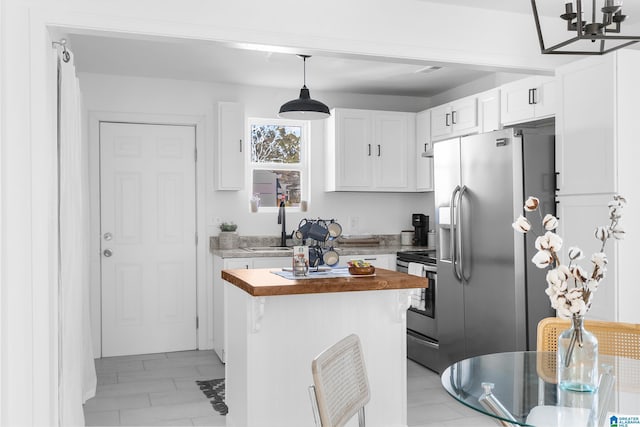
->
278, 200, 288, 247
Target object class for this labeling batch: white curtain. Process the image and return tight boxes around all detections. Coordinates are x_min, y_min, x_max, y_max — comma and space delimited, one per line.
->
57, 47, 97, 426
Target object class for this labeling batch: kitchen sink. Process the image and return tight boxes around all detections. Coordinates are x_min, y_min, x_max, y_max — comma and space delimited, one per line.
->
243, 246, 293, 252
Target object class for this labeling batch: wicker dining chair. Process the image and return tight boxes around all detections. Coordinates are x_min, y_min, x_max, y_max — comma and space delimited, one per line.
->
309, 334, 370, 427
536, 316, 640, 386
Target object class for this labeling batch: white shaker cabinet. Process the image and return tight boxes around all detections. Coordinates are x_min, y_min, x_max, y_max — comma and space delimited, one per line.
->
431, 96, 478, 141
500, 76, 556, 126
374, 111, 413, 190
216, 102, 245, 190
556, 55, 615, 195
416, 110, 434, 191
555, 50, 640, 323
477, 89, 501, 133
325, 108, 416, 192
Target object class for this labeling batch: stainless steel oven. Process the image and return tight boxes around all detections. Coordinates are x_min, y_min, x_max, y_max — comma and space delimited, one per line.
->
397, 250, 439, 373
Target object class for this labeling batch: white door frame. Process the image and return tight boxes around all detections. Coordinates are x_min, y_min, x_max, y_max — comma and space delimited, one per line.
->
88, 112, 208, 357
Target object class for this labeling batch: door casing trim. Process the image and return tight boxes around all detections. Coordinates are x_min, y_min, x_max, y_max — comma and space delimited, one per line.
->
89, 111, 208, 357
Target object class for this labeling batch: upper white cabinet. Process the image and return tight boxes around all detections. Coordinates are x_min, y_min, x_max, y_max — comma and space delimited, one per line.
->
216, 102, 245, 190
477, 89, 501, 133
326, 108, 416, 192
500, 76, 556, 125
556, 55, 615, 195
415, 110, 433, 191
431, 96, 478, 140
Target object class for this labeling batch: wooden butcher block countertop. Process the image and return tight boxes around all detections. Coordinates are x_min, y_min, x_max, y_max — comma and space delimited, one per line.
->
221, 267, 428, 297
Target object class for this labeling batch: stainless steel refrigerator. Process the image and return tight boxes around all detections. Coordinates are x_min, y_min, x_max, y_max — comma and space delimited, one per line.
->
434, 127, 555, 373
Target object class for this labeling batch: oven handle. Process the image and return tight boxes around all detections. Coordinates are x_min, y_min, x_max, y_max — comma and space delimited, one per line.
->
396, 259, 437, 274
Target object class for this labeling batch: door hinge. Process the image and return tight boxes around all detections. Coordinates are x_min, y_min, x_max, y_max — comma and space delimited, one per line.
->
195, 232, 198, 245
194, 147, 198, 162
196, 316, 199, 329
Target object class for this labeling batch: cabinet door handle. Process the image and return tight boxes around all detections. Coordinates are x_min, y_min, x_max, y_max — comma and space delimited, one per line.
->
424, 143, 428, 153
377, 144, 381, 157
528, 88, 534, 105
368, 144, 371, 156
445, 113, 451, 127
452, 110, 457, 125
239, 139, 243, 152
531, 88, 538, 105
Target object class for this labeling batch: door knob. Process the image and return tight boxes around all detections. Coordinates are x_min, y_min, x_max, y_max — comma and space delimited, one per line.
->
103, 232, 112, 241
103, 249, 113, 257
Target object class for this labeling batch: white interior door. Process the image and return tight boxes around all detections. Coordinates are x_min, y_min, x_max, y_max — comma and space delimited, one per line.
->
100, 122, 197, 357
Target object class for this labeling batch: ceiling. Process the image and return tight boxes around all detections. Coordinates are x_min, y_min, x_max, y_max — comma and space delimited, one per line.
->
69, 34, 496, 98
67, 0, 640, 98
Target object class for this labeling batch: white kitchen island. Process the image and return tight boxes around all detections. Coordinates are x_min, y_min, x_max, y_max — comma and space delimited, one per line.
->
221, 267, 427, 427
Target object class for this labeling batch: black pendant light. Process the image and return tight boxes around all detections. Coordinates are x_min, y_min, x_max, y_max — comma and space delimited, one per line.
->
278, 55, 330, 120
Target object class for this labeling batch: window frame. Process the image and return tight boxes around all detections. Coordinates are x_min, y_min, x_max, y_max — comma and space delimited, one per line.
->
247, 117, 310, 213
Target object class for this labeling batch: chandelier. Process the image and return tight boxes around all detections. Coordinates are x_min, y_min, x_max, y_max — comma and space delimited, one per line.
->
531, 0, 640, 54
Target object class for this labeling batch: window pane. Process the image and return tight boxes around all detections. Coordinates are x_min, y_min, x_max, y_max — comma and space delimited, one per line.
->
251, 124, 301, 164
252, 169, 301, 207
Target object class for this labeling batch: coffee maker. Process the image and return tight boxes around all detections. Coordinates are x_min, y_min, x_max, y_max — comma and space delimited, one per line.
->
412, 213, 429, 246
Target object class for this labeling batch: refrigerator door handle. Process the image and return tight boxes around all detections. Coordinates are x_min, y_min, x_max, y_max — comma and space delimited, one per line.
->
457, 185, 469, 281
450, 185, 462, 280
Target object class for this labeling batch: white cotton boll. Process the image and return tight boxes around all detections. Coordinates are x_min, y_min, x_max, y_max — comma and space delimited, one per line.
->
568, 246, 584, 261
566, 288, 583, 301
546, 269, 561, 287
609, 205, 622, 219
570, 265, 589, 283
591, 252, 608, 268
512, 215, 531, 233
595, 226, 609, 242
558, 306, 573, 319
610, 227, 625, 240
545, 231, 563, 251
532, 250, 553, 268
587, 279, 600, 292
524, 196, 540, 212
557, 265, 572, 281
543, 214, 559, 231
613, 194, 627, 207
535, 235, 550, 251
570, 298, 587, 314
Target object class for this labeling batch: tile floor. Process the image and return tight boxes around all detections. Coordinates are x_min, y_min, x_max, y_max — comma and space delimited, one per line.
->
84, 350, 497, 426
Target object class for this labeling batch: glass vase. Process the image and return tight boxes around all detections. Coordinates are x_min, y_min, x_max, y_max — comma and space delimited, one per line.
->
557, 315, 599, 392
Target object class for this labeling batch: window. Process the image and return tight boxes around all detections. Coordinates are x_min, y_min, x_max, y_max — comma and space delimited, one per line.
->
248, 118, 309, 210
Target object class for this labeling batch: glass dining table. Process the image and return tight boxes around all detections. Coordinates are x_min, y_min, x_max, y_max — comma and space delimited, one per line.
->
441, 351, 640, 427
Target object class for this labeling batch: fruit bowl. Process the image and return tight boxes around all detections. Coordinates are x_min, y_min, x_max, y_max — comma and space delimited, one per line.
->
348, 265, 375, 275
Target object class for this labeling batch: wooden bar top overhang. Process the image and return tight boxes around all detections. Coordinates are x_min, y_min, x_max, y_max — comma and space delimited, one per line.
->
221, 267, 428, 297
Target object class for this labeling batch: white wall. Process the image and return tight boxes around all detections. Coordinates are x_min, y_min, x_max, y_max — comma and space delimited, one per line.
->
79, 73, 434, 237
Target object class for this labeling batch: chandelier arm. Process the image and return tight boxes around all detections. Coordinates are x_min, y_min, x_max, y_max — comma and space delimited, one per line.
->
592, 0, 596, 26
577, 0, 585, 37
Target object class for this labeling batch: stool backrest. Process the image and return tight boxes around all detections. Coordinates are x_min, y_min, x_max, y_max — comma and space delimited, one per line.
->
311, 334, 370, 427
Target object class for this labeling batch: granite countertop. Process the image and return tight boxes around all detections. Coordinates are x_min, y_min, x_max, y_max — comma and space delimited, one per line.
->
212, 244, 435, 258
221, 267, 428, 296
